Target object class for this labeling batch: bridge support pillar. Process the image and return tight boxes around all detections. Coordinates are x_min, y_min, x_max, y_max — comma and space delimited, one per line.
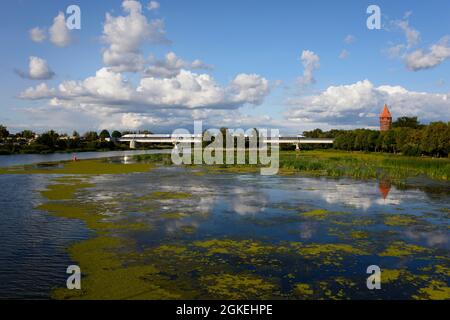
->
130, 140, 136, 149
295, 143, 300, 151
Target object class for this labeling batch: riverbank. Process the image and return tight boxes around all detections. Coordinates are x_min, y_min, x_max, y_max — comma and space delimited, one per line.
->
135, 150, 450, 182
277, 150, 449, 181
1, 149, 448, 182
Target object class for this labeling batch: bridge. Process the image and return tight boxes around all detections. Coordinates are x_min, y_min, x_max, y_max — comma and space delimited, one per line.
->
115, 134, 334, 150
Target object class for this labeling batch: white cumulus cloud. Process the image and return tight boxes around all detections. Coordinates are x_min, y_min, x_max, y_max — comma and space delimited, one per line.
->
16, 56, 55, 80
19, 83, 55, 99
147, 1, 160, 10
102, 0, 169, 72
298, 50, 320, 86
20, 68, 271, 111
396, 20, 420, 48
145, 52, 211, 78
49, 12, 72, 47
29, 27, 46, 42
405, 37, 450, 71
286, 79, 450, 126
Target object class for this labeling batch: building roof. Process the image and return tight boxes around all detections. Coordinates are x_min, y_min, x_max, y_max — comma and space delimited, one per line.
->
380, 104, 392, 118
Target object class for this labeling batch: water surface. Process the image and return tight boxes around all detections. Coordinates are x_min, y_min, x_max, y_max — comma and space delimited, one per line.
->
0, 160, 449, 299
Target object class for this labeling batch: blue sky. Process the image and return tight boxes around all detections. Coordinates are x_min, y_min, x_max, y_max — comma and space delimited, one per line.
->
1, 0, 450, 134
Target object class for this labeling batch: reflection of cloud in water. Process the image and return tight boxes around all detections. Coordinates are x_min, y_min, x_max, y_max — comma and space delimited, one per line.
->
165, 220, 199, 234
403, 228, 449, 247
195, 196, 216, 215
170, 185, 217, 215
231, 187, 268, 215
298, 222, 318, 240
298, 179, 423, 211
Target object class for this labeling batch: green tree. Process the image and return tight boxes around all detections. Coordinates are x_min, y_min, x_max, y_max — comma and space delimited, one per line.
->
83, 131, 99, 142
36, 130, 59, 149
111, 131, 122, 138
99, 129, 111, 141
0, 125, 9, 139
381, 130, 396, 153
304, 128, 324, 138
420, 122, 449, 157
20, 130, 35, 140
392, 117, 421, 129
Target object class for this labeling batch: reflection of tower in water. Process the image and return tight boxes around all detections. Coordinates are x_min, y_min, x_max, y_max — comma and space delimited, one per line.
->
379, 179, 392, 200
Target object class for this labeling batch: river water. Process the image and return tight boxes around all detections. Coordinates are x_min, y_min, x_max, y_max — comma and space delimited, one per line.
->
0, 150, 171, 167
0, 153, 448, 299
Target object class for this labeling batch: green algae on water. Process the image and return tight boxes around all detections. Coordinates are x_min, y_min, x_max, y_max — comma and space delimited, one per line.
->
379, 241, 429, 257
200, 273, 277, 299
384, 215, 420, 226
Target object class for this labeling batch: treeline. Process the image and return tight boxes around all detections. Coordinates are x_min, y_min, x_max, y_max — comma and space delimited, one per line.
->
0, 127, 128, 155
1, 117, 449, 157
303, 117, 450, 157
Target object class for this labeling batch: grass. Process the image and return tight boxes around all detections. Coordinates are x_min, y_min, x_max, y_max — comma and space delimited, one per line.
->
134, 149, 450, 181
277, 150, 450, 181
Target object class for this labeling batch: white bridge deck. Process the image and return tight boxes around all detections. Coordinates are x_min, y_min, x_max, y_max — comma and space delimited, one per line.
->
116, 134, 334, 149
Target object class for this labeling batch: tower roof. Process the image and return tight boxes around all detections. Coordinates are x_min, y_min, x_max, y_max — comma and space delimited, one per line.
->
380, 104, 392, 118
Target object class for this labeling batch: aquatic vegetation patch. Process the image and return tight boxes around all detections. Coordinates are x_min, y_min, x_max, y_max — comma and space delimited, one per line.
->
138, 191, 192, 201
200, 273, 277, 299
160, 212, 187, 219
40, 181, 94, 200
413, 280, 450, 300
349, 231, 369, 239
37, 202, 146, 232
294, 283, 314, 298
193, 239, 278, 258
331, 217, 375, 227
181, 225, 197, 234
290, 242, 368, 266
379, 241, 429, 257
300, 209, 350, 220
384, 214, 420, 226
52, 236, 181, 300
381, 269, 402, 283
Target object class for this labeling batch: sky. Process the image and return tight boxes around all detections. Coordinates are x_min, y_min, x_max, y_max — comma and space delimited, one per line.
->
0, 0, 450, 134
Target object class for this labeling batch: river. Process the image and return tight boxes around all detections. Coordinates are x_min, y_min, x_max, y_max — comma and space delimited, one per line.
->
0, 153, 448, 299
0, 149, 172, 167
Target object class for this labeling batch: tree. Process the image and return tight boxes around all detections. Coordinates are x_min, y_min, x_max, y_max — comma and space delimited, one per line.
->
0, 125, 9, 139
111, 131, 122, 138
83, 131, 99, 141
420, 122, 449, 157
393, 117, 421, 129
304, 128, 324, 138
381, 130, 396, 153
36, 130, 59, 149
99, 129, 111, 141
20, 130, 35, 140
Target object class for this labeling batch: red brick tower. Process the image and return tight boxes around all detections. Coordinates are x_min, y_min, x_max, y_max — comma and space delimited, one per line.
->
380, 104, 392, 131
